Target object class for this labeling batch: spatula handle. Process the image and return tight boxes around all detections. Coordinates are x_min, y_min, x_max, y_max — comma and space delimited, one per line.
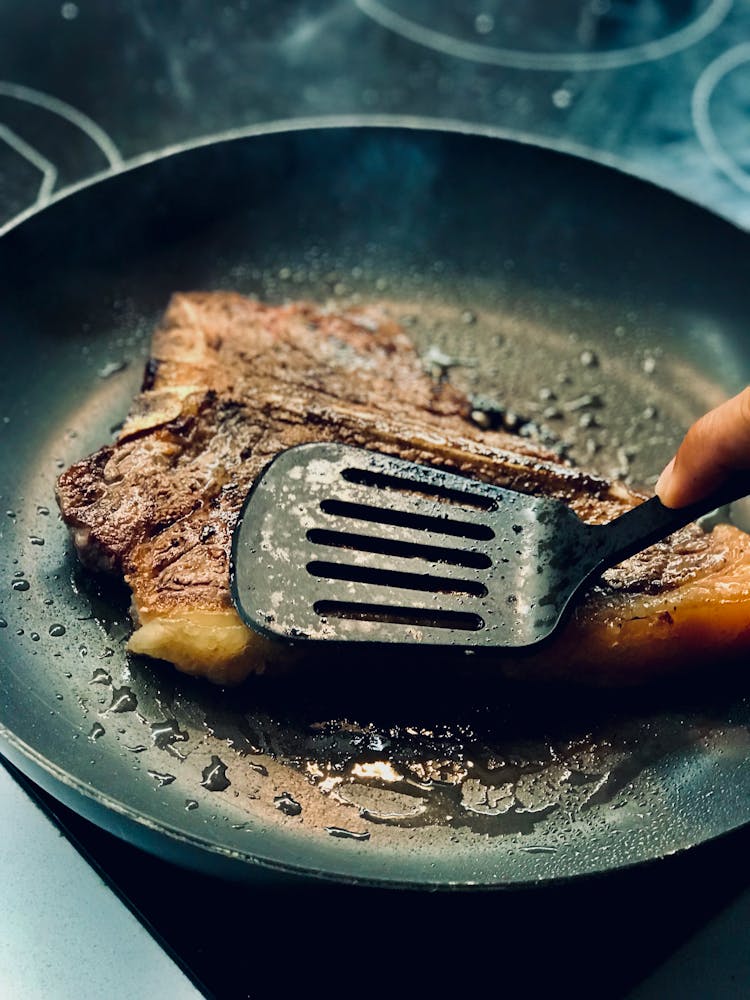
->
593, 476, 750, 568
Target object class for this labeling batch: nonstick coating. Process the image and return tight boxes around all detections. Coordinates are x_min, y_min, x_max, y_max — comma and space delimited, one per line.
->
1, 124, 749, 889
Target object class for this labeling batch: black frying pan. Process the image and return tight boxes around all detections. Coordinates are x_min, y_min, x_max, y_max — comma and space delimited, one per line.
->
1, 123, 749, 889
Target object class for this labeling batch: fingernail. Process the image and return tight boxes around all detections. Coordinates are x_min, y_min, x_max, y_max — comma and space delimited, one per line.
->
655, 457, 675, 499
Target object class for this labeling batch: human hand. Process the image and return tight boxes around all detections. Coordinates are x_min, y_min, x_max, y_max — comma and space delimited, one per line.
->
655, 387, 750, 508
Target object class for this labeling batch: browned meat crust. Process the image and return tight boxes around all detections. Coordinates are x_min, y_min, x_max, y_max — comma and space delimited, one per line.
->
55, 293, 750, 685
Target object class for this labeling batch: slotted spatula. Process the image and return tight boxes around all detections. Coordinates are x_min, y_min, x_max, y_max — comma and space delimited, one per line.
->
231, 442, 746, 650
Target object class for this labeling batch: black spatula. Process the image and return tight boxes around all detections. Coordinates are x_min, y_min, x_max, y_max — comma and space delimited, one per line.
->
231, 443, 745, 650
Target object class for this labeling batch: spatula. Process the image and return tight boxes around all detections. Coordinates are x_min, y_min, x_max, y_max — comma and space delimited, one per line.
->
230, 442, 745, 650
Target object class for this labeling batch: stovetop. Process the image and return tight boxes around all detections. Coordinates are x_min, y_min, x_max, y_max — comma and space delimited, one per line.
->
1, 0, 749, 230
1, 2, 749, 998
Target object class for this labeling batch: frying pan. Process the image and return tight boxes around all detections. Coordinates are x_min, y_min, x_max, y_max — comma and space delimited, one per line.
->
1, 121, 749, 889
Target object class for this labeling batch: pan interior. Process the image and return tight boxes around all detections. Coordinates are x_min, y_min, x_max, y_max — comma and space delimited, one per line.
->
1, 126, 749, 887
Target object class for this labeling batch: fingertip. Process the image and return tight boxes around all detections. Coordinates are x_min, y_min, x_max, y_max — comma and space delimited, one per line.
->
655, 457, 677, 507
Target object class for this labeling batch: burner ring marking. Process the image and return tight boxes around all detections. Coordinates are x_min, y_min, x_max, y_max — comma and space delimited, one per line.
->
355, 0, 732, 72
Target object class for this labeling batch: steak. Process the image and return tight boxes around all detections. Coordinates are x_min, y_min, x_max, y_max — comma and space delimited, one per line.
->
56, 292, 750, 684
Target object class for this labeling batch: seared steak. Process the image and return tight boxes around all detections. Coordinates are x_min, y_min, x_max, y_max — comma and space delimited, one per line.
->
56, 293, 750, 684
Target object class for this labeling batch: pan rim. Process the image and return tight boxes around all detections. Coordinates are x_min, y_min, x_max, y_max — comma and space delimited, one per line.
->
1, 720, 726, 891
1, 113, 746, 242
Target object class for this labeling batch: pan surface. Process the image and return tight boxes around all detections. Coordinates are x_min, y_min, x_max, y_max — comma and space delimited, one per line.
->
1, 123, 749, 888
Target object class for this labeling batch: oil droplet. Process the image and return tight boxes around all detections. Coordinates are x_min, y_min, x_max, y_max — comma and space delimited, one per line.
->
325, 827, 370, 842
580, 349, 599, 367
11, 579, 30, 592
0, 618, 7, 628
98, 360, 129, 379
29, 536, 45, 546
108, 686, 137, 713
30, 632, 40, 641
55, 693, 63, 701
201, 756, 230, 791
185, 799, 199, 811
49, 624, 66, 637
148, 771, 176, 787
274, 792, 302, 817
15, 628, 24, 636
150, 719, 189, 757
37, 505, 50, 516
90, 667, 111, 685
88, 722, 105, 742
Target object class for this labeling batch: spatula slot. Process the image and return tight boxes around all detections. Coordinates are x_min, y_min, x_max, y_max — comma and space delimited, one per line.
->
341, 466, 497, 512
320, 499, 494, 540
312, 600, 485, 631
306, 528, 491, 568
306, 560, 488, 597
